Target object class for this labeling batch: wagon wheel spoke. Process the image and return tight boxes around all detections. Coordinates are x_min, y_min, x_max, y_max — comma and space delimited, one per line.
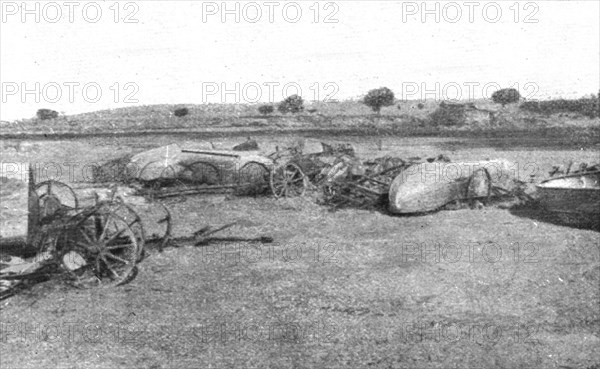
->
79, 226, 96, 243
98, 213, 113, 241
35, 180, 78, 211
288, 176, 304, 184
272, 179, 287, 197
98, 201, 145, 257
95, 256, 102, 277
281, 164, 306, 197
76, 241, 95, 251
272, 181, 286, 192
100, 255, 120, 279
284, 169, 298, 181
270, 166, 288, 198
104, 252, 130, 265
105, 226, 128, 244
63, 212, 138, 287
107, 243, 135, 250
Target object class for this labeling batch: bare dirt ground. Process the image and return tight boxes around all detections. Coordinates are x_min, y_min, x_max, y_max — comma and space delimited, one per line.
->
1, 132, 599, 369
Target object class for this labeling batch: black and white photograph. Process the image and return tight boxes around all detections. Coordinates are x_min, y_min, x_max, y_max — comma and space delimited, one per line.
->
0, 1, 599, 368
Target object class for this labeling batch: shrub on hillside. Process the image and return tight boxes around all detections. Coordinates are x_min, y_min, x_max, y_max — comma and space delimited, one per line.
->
363, 87, 395, 114
258, 105, 274, 115
277, 95, 304, 114
36, 109, 58, 120
417, 103, 425, 110
428, 102, 466, 126
491, 88, 521, 106
520, 97, 599, 118
174, 107, 189, 117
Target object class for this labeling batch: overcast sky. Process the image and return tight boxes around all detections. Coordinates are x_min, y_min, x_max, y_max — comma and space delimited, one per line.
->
1, 1, 599, 121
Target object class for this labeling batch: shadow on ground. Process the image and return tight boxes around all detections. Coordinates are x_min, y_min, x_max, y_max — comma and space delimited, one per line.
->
509, 203, 600, 232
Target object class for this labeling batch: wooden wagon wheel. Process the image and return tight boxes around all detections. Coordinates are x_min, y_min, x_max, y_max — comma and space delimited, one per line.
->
59, 211, 139, 287
96, 199, 146, 261
270, 163, 307, 198
180, 161, 222, 185
237, 161, 270, 195
34, 180, 78, 218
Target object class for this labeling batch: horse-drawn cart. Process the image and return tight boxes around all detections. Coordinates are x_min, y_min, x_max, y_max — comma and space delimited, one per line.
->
101, 144, 319, 200
1, 168, 171, 297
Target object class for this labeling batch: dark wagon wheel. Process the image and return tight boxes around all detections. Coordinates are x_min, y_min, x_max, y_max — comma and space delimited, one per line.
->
60, 211, 139, 287
96, 199, 146, 261
140, 162, 186, 198
180, 161, 222, 185
34, 180, 78, 218
238, 161, 270, 194
239, 161, 270, 183
270, 163, 307, 198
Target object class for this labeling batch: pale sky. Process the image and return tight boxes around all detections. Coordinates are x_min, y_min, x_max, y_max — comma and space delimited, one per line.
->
1, 1, 599, 121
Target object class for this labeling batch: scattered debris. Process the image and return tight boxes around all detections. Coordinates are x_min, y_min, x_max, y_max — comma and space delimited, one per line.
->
1, 139, 596, 301
549, 162, 600, 177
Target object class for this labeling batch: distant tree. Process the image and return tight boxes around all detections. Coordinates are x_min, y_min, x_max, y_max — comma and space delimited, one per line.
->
258, 105, 274, 115
174, 107, 189, 117
36, 109, 58, 120
278, 95, 304, 114
363, 87, 395, 114
491, 88, 521, 107
417, 103, 425, 110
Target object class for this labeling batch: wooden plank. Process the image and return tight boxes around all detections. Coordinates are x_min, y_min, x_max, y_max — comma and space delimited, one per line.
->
181, 149, 241, 158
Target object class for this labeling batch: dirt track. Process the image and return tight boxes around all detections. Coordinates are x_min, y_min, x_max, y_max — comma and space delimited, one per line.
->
1, 133, 599, 369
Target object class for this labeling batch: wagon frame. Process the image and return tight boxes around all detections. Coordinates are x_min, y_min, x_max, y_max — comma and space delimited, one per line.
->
127, 148, 312, 200
1, 172, 172, 296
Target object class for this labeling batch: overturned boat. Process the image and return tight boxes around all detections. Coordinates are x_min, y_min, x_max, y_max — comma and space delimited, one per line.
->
388, 160, 518, 214
536, 171, 600, 225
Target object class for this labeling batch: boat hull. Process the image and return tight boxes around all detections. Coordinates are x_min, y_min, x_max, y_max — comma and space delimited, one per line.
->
536, 172, 600, 226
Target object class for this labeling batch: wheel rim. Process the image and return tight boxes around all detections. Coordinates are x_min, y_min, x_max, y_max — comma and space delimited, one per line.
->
238, 162, 270, 194
96, 200, 145, 261
270, 163, 306, 198
239, 162, 270, 184
270, 166, 287, 198
181, 161, 222, 185
34, 180, 78, 218
141, 163, 186, 198
61, 212, 138, 287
